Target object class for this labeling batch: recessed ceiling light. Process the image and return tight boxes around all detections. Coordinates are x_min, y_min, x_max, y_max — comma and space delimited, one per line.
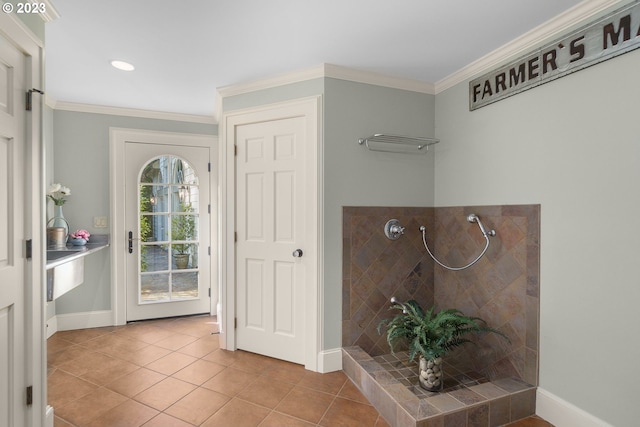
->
111, 60, 135, 71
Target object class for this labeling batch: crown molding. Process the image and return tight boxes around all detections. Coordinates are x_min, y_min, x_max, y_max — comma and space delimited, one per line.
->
39, 0, 60, 22
435, 0, 622, 93
216, 63, 435, 101
53, 101, 217, 125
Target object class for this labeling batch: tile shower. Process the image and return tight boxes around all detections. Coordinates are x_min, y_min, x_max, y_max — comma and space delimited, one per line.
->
342, 205, 540, 426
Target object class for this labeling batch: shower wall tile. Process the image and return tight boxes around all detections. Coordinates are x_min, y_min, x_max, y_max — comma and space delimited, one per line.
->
342, 207, 434, 356
342, 204, 540, 386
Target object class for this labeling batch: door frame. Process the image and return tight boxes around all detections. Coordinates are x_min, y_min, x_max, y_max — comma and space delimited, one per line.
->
220, 96, 323, 371
110, 128, 218, 326
0, 11, 46, 426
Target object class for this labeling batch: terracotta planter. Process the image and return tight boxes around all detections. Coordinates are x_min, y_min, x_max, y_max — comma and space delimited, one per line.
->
174, 253, 190, 269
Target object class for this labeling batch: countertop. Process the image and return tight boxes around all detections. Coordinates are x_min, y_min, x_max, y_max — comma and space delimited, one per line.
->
46, 234, 110, 269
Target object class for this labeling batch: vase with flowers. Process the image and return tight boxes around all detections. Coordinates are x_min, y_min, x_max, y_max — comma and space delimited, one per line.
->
46, 183, 71, 245
70, 229, 90, 246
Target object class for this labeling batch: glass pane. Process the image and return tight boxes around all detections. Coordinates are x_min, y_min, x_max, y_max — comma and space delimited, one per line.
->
141, 273, 169, 302
141, 244, 169, 273
171, 243, 198, 269
171, 187, 199, 211
140, 185, 169, 213
140, 215, 168, 243
171, 158, 198, 185
140, 157, 169, 184
171, 214, 198, 242
172, 271, 198, 299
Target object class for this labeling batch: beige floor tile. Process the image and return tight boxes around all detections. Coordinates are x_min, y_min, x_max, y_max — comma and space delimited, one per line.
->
145, 351, 198, 375
54, 415, 75, 427
54, 386, 128, 426
339, 378, 372, 404
202, 348, 242, 366
141, 413, 195, 427
176, 335, 221, 358
165, 387, 229, 425
236, 376, 294, 409
105, 367, 166, 397
79, 357, 140, 386
275, 385, 335, 424
133, 377, 197, 411
201, 399, 270, 427
47, 369, 99, 408
153, 332, 199, 350
56, 350, 120, 377
86, 399, 158, 427
301, 370, 348, 394
259, 412, 316, 427
171, 359, 226, 385
118, 343, 173, 366
201, 367, 256, 397
319, 397, 380, 427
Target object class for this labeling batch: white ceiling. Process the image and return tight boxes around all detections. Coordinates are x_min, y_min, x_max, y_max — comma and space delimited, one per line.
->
45, 0, 592, 118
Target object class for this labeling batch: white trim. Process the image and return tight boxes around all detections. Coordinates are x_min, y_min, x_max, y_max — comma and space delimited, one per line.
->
46, 315, 57, 339
317, 348, 342, 373
216, 63, 434, 102
55, 310, 114, 331
54, 101, 217, 124
220, 96, 322, 371
435, 0, 621, 92
536, 388, 614, 427
39, 0, 60, 22
46, 405, 54, 427
1, 8, 46, 425
109, 128, 218, 326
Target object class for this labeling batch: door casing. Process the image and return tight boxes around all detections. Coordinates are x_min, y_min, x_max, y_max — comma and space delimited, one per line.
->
220, 96, 323, 371
110, 128, 218, 326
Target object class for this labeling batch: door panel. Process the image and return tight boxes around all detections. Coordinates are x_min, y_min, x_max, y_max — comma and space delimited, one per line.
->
0, 31, 26, 427
125, 143, 211, 321
235, 117, 307, 364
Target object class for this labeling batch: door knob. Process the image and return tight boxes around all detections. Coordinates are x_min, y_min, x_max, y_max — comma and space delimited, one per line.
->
292, 249, 303, 258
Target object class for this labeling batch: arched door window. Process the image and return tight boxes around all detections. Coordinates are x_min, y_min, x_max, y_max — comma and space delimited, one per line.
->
138, 156, 200, 303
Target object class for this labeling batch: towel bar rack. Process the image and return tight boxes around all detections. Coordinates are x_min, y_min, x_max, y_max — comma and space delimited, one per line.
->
358, 134, 439, 154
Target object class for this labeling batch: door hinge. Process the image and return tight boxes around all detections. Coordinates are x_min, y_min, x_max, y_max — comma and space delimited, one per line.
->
208, 288, 211, 297
26, 88, 44, 111
234, 145, 237, 156
26, 386, 33, 406
208, 246, 211, 256
234, 231, 237, 242
25, 239, 32, 260
208, 204, 211, 214
234, 318, 237, 329
208, 162, 211, 172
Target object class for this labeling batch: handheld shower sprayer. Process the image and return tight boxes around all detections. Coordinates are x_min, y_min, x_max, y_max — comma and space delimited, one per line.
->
419, 213, 496, 271
467, 214, 496, 237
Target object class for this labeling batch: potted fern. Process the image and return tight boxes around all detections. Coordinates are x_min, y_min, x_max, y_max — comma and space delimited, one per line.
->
377, 297, 510, 391
171, 202, 196, 269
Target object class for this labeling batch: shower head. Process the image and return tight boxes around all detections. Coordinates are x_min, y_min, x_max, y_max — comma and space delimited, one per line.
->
467, 214, 495, 237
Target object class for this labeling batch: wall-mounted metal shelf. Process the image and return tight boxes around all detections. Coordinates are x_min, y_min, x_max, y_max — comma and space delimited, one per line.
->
358, 134, 439, 154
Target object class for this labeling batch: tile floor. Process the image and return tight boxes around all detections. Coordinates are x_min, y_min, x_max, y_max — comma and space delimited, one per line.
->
48, 315, 551, 427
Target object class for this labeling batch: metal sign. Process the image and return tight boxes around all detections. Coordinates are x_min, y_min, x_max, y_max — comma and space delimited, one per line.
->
470, 0, 640, 110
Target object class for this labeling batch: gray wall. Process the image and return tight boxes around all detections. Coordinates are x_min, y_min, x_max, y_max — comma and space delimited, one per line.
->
51, 110, 216, 315
222, 78, 436, 351
322, 78, 435, 349
434, 42, 640, 427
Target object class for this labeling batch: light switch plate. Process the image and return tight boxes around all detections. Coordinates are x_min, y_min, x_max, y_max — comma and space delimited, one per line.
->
94, 216, 108, 228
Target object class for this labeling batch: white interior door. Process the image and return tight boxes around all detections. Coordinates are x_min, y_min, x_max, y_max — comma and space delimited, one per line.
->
125, 142, 211, 321
235, 117, 309, 364
0, 30, 27, 426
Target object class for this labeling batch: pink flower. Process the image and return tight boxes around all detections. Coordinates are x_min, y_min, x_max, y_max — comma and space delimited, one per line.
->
70, 229, 90, 241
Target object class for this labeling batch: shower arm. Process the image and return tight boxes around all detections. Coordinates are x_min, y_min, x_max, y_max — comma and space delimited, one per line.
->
420, 214, 495, 271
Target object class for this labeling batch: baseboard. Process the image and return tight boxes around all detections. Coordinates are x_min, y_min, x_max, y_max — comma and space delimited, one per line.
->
536, 387, 613, 427
46, 316, 58, 339
45, 405, 54, 427
55, 310, 114, 331
317, 348, 343, 373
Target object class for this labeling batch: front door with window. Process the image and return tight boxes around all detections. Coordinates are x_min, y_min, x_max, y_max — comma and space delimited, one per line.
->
125, 143, 211, 321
